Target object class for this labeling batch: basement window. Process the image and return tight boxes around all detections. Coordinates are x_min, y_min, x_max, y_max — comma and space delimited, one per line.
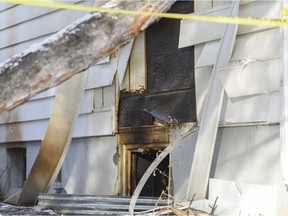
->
6, 148, 27, 188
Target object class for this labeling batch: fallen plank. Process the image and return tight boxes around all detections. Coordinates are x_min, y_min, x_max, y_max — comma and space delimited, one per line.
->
17, 71, 87, 205
187, 0, 239, 199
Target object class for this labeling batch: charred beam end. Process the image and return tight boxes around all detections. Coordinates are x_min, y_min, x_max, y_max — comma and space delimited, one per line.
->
0, 0, 176, 113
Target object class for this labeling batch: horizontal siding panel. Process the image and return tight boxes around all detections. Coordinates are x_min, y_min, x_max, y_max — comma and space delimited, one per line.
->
217, 59, 279, 98
195, 59, 280, 124
196, 28, 280, 67
221, 94, 270, 123
0, 110, 114, 143
0, 89, 101, 124
0, 3, 15, 12
0, 2, 92, 49
196, 41, 219, 67
0, 119, 48, 142
26, 56, 110, 101
232, 28, 280, 61
72, 109, 114, 138
237, 1, 281, 32
31, 57, 114, 100
0, 1, 83, 30
179, 3, 230, 47
179, 1, 280, 47
268, 92, 280, 123
86, 58, 117, 89
0, 83, 116, 123
29, 85, 57, 101
0, 5, 55, 30
30, 68, 115, 101
0, 97, 55, 124
0, 33, 52, 63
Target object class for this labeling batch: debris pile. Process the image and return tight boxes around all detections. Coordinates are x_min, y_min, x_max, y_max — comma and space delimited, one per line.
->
138, 195, 218, 216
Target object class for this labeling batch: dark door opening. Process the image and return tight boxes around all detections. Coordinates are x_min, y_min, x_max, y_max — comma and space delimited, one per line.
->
130, 149, 169, 197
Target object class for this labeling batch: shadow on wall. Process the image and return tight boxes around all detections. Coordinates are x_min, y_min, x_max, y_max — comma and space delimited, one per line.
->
61, 136, 118, 195
214, 125, 280, 186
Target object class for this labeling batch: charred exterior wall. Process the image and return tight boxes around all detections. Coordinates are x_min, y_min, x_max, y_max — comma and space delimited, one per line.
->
119, 1, 196, 127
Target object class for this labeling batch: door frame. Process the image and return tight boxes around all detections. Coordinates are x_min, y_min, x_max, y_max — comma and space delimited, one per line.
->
118, 126, 169, 196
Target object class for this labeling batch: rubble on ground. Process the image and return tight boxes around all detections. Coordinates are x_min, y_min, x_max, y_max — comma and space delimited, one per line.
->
0, 202, 59, 215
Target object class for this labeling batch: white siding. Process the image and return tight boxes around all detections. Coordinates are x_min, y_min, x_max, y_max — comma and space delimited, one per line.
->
0, 5, 57, 30
0, 1, 90, 49
120, 32, 146, 91
191, 1, 287, 215
62, 137, 118, 195
0, 1, 120, 142
0, 3, 15, 12
191, 3, 281, 124
0, 35, 51, 63
0, 1, 121, 199
214, 126, 288, 215
171, 127, 197, 202
26, 142, 41, 178
179, 1, 280, 48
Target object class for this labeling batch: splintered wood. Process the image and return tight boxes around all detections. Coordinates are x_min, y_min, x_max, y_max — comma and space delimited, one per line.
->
0, 0, 176, 113
139, 205, 213, 216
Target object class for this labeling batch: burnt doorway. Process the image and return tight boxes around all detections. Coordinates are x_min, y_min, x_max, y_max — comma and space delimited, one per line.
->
130, 149, 169, 197
118, 126, 170, 196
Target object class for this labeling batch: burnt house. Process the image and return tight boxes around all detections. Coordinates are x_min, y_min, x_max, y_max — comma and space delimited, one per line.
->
0, 0, 288, 215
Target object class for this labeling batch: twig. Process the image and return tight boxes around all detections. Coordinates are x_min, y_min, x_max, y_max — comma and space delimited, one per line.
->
209, 196, 218, 215
187, 193, 196, 215
155, 168, 169, 178
0, 165, 10, 179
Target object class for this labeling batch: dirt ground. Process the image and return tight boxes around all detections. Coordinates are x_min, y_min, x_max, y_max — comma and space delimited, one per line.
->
0, 202, 59, 215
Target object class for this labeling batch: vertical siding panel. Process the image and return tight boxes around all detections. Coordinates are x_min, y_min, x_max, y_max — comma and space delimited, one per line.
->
121, 64, 130, 91
93, 88, 103, 109
103, 85, 115, 108
129, 32, 146, 90
26, 142, 40, 177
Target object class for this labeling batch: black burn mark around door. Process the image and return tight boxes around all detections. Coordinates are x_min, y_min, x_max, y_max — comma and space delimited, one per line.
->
119, 92, 153, 127
118, 1, 195, 127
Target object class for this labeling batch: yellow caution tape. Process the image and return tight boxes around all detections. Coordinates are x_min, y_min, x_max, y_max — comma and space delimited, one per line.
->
1, 0, 288, 26
283, 6, 288, 17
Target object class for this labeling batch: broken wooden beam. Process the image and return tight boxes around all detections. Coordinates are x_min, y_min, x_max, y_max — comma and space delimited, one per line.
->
0, 0, 176, 112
